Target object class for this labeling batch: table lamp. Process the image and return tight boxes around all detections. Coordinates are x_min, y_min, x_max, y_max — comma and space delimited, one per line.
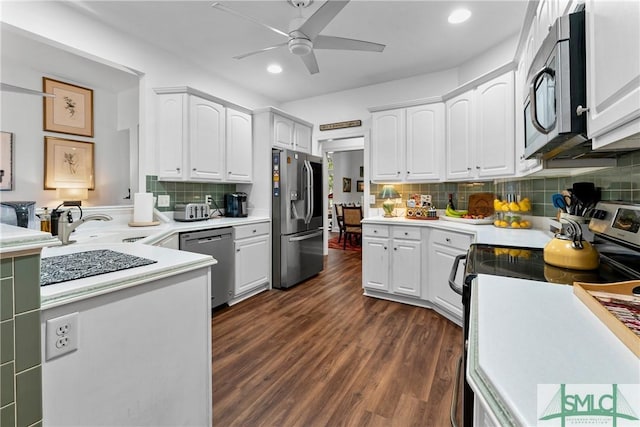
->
379, 185, 400, 217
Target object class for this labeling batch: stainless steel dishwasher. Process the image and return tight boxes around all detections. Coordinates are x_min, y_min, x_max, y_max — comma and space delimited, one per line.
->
179, 228, 233, 309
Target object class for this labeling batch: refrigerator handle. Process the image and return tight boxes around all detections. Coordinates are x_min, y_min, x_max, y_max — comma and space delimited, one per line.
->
303, 160, 313, 224
307, 160, 314, 224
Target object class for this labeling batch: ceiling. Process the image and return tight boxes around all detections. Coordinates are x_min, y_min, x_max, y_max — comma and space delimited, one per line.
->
63, 0, 528, 103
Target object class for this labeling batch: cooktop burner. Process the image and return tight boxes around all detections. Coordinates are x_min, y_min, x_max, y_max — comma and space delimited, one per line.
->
466, 244, 640, 286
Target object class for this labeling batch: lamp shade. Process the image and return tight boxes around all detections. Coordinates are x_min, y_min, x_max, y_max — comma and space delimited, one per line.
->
378, 185, 400, 199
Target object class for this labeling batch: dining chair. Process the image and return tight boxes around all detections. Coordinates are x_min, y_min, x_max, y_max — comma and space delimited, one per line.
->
334, 203, 345, 243
342, 206, 363, 249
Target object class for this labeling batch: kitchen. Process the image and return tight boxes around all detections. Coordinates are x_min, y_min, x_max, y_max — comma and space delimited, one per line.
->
1, 1, 639, 426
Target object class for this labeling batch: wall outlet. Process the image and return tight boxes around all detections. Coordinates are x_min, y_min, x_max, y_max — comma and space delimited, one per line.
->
205, 195, 213, 205
46, 312, 79, 360
157, 194, 170, 207
369, 195, 376, 204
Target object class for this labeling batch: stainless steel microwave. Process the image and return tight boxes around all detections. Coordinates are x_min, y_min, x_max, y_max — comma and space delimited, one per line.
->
524, 10, 587, 160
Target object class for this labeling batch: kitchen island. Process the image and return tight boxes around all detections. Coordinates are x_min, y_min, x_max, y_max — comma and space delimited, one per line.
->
39, 241, 216, 426
468, 275, 639, 426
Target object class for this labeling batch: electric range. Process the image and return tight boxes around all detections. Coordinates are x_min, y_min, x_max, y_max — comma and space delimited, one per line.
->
451, 201, 640, 427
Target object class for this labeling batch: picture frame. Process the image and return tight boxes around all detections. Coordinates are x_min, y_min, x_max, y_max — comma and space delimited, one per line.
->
44, 136, 95, 190
43, 77, 94, 137
342, 177, 352, 193
357, 180, 364, 192
0, 131, 14, 191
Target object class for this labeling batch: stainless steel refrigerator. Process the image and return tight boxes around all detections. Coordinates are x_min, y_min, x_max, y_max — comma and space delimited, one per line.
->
272, 148, 324, 289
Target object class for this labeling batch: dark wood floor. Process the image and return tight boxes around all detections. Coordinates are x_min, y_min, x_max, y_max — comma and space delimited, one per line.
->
212, 247, 463, 426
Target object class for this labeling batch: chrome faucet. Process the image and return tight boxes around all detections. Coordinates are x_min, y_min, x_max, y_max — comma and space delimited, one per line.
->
58, 213, 113, 245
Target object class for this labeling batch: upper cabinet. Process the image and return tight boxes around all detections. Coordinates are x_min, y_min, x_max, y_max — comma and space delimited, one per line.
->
445, 71, 515, 181
585, 0, 640, 150
370, 102, 444, 182
272, 113, 312, 153
154, 87, 253, 183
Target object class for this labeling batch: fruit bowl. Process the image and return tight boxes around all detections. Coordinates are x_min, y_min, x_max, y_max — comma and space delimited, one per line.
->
493, 212, 532, 229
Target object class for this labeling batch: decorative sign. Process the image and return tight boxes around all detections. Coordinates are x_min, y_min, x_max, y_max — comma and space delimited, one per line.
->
319, 120, 362, 131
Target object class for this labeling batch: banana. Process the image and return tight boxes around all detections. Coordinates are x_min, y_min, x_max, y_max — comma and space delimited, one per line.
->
445, 204, 468, 218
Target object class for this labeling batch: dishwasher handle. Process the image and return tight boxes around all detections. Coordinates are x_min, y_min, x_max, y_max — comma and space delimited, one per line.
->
448, 254, 466, 296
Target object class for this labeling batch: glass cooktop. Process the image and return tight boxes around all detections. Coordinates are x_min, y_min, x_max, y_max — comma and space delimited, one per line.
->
466, 244, 640, 286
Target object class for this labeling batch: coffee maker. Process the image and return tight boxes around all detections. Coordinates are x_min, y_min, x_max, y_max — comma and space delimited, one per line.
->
224, 192, 248, 217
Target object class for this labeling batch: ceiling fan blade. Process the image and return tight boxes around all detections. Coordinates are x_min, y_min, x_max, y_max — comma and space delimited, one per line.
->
298, 0, 349, 40
211, 2, 289, 38
233, 43, 288, 60
299, 51, 320, 74
314, 35, 385, 52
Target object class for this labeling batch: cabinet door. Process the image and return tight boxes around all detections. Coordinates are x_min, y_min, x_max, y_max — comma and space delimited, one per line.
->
157, 93, 186, 180
428, 243, 464, 320
371, 109, 404, 181
476, 72, 515, 178
445, 91, 475, 180
189, 96, 225, 181
405, 104, 444, 182
362, 236, 390, 292
226, 109, 253, 182
273, 115, 294, 149
294, 123, 312, 153
235, 235, 269, 296
586, 0, 640, 146
390, 239, 421, 297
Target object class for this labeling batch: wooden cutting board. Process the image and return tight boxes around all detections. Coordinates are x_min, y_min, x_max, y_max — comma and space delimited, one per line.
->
468, 192, 495, 217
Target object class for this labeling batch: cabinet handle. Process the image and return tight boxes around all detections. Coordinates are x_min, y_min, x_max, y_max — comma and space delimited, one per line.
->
394, 247, 397, 251
446, 238, 451, 243
407, 171, 410, 174
467, 167, 471, 171
176, 167, 181, 172
383, 246, 387, 250
397, 171, 401, 175
193, 168, 197, 171
404, 232, 408, 236
236, 248, 241, 252
373, 230, 377, 233
253, 229, 257, 233
476, 166, 480, 170
576, 105, 590, 116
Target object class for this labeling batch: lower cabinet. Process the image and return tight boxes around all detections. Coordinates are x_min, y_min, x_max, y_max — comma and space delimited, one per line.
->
362, 224, 423, 299
428, 229, 472, 320
362, 222, 473, 324
233, 222, 270, 297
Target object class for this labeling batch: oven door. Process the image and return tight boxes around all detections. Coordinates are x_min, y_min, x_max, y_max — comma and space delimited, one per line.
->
448, 254, 475, 427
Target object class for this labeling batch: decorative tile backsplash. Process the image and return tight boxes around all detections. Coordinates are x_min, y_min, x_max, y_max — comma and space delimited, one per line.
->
145, 176, 236, 212
370, 151, 640, 217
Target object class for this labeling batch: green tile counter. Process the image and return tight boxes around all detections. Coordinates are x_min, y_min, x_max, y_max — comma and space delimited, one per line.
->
0, 225, 59, 427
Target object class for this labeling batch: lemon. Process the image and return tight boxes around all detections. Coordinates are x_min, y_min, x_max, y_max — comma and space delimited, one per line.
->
508, 249, 521, 257
511, 221, 520, 228
494, 220, 501, 227
499, 220, 508, 227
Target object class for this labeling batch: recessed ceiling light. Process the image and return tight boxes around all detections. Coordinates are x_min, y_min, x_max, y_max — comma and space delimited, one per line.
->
267, 64, 283, 74
448, 8, 471, 24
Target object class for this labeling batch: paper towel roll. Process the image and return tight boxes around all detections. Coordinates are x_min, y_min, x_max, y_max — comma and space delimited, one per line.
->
133, 193, 154, 223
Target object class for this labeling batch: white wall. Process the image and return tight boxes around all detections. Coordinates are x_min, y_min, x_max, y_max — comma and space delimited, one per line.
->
457, 35, 519, 84
332, 150, 364, 206
1, 1, 279, 193
0, 49, 132, 207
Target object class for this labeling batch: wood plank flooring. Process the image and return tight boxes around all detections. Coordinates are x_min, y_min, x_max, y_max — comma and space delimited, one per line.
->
212, 247, 463, 426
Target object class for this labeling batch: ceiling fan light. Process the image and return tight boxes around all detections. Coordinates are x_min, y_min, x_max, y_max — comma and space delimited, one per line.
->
448, 8, 471, 24
267, 64, 283, 74
288, 38, 313, 56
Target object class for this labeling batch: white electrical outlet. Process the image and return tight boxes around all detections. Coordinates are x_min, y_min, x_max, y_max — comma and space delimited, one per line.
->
157, 194, 170, 207
369, 195, 376, 204
46, 312, 79, 360
205, 195, 213, 205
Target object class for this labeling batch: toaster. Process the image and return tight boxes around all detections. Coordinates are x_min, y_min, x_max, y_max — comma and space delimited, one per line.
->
174, 203, 210, 222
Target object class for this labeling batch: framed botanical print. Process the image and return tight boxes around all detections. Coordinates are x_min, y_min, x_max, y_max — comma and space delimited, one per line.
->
44, 137, 95, 190
342, 177, 351, 193
0, 131, 13, 190
43, 77, 94, 137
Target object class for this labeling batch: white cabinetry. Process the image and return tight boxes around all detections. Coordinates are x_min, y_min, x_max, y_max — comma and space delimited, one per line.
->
155, 87, 253, 183
427, 229, 472, 320
370, 103, 444, 182
273, 113, 312, 153
446, 72, 515, 180
585, 0, 640, 150
233, 222, 270, 297
362, 224, 422, 298
226, 109, 253, 182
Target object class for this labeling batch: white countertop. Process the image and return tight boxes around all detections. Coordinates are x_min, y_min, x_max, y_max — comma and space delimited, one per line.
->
468, 275, 640, 426
0, 223, 60, 254
40, 243, 215, 309
362, 216, 553, 248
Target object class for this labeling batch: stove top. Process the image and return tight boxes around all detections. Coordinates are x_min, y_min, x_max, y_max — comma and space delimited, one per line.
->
466, 244, 640, 286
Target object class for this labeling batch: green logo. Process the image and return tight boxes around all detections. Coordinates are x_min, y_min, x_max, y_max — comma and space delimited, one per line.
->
538, 384, 639, 427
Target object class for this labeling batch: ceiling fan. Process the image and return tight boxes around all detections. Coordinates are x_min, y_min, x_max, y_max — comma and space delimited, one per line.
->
211, 0, 385, 74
